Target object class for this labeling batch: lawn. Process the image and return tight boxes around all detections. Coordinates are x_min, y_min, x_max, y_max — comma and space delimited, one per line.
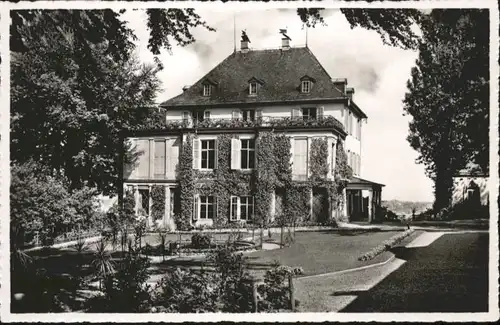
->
245, 230, 402, 277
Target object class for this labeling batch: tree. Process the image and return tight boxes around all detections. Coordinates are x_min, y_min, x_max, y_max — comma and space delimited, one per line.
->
402, 9, 488, 210
297, 8, 424, 50
10, 160, 99, 247
11, 10, 214, 196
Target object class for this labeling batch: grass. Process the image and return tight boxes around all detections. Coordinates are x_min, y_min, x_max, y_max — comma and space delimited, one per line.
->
245, 230, 402, 277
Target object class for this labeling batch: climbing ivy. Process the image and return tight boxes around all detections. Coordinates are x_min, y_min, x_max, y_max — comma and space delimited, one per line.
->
178, 134, 195, 230
151, 185, 165, 221
175, 131, 351, 229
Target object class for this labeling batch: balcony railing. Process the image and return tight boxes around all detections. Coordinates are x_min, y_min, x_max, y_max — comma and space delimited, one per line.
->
164, 115, 345, 131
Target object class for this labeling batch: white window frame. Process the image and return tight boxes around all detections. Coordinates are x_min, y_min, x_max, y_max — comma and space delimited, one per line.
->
249, 82, 257, 95
301, 80, 311, 93
203, 84, 211, 97
200, 139, 216, 170
199, 195, 215, 219
154, 139, 166, 176
240, 139, 255, 170
230, 196, 254, 221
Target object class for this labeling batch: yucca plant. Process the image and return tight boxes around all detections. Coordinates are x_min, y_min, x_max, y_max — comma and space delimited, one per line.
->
91, 239, 115, 291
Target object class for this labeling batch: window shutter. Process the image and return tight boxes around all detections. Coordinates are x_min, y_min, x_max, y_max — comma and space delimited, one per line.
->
255, 110, 263, 122
231, 138, 241, 170
232, 110, 240, 120
318, 106, 324, 118
291, 108, 300, 118
193, 195, 199, 220
192, 138, 201, 169
290, 136, 294, 169
230, 196, 237, 221
214, 138, 219, 170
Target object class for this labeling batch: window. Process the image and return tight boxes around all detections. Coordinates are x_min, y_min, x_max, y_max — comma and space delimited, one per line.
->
292, 138, 308, 180
203, 84, 211, 96
230, 196, 254, 221
138, 189, 150, 216
193, 110, 204, 123
249, 82, 257, 95
242, 109, 255, 121
201, 140, 216, 169
204, 110, 211, 119
199, 196, 215, 219
154, 140, 166, 175
182, 111, 190, 122
301, 80, 311, 93
302, 107, 317, 120
241, 139, 255, 169
240, 196, 254, 220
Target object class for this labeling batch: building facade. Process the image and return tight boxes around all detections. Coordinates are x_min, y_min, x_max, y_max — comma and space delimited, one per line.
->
123, 38, 384, 229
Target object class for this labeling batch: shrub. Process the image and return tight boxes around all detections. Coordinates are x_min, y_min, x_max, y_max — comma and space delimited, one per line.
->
153, 268, 220, 313
88, 252, 152, 312
191, 233, 212, 249
258, 265, 303, 312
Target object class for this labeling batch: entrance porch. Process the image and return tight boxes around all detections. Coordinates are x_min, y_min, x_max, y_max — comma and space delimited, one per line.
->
346, 177, 384, 223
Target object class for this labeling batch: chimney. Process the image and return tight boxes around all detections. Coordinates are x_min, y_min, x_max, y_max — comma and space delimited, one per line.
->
241, 40, 249, 53
332, 78, 347, 94
182, 85, 190, 92
281, 38, 290, 50
346, 87, 355, 100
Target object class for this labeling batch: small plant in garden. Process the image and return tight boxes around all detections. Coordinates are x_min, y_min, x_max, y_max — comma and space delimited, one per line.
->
191, 233, 212, 249
258, 265, 304, 312
88, 252, 152, 313
91, 239, 115, 291
153, 268, 220, 313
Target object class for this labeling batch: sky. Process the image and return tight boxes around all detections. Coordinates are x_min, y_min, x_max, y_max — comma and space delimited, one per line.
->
121, 8, 435, 203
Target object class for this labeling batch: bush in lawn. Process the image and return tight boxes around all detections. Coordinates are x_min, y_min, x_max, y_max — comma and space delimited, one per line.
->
208, 244, 254, 312
191, 233, 212, 249
153, 268, 220, 313
88, 251, 152, 313
258, 265, 304, 312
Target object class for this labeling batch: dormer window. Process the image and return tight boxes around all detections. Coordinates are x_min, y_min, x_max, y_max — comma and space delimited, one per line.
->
249, 82, 257, 95
301, 80, 311, 93
248, 77, 264, 96
299, 75, 315, 94
203, 84, 212, 97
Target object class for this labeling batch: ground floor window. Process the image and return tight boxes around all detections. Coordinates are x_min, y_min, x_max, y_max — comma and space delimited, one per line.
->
138, 188, 150, 216
230, 196, 254, 221
199, 196, 215, 219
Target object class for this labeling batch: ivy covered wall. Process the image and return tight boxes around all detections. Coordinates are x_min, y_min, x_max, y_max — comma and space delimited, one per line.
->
174, 132, 351, 230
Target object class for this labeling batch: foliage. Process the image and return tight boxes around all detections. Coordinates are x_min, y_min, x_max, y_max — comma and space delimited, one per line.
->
191, 233, 212, 249
309, 138, 329, 181
258, 265, 304, 312
297, 8, 423, 50
254, 132, 276, 226
151, 185, 165, 221
10, 161, 99, 247
358, 229, 415, 261
381, 200, 433, 215
89, 251, 152, 312
153, 268, 220, 313
11, 9, 214, 196
91, 239, 115, 290
178, 135, 195, 230
403, 9, 489, 210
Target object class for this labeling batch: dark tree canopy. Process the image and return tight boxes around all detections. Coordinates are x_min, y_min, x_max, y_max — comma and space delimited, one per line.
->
403, 9, 488, 210
11, 9, 214, 195
297, 8, 424, 50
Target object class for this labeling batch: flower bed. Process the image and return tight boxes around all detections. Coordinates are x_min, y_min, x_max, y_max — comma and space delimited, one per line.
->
357, 229, 415, 261
139, 240, 259, 259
